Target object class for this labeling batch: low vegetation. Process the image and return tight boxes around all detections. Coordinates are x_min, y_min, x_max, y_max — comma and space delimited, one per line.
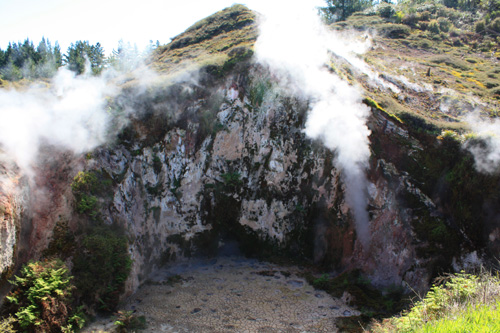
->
329, 0, 499, 133
1, 223, 133, 330
150, 4, 257, 75
0, 168, 133, 330
371, 270, 500, 332
71, 170, 113, 220
2, 259, 85, 332
113, 310, 147, 332
72, 224, 132, 313
0, 315, 16, 332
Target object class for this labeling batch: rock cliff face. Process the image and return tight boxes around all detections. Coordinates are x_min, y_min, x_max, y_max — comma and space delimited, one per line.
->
93, 68, 348, 293
0, 170, 20, 280
82, 63, 450, 294
1, 4, 499, 302
0, 151, 80, 297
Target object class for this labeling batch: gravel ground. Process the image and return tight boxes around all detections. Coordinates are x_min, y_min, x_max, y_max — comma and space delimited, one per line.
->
83, 256, 358, 332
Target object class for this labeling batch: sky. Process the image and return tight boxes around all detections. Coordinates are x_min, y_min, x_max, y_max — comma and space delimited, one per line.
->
0, 0, 324, 55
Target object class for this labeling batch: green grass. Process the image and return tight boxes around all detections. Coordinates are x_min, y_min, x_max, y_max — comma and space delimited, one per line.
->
421, 301, 500, 332
371, 271, 500, 333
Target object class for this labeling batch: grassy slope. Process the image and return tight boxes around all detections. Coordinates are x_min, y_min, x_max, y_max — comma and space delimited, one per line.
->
148, 4, 257, 76
147, 2, 499, 134
331, 5, 499, 133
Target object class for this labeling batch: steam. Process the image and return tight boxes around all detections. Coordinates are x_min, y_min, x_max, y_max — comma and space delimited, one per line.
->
0, 40, 167, 180
0, 67, 118, 176
464, 114, 500, 174
255, 3, 372, 247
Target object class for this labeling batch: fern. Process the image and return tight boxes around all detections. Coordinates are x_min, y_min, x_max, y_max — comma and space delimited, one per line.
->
5, 259, 85, 332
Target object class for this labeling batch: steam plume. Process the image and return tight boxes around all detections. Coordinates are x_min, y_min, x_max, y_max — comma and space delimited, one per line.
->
255, 3, 372, 247
0, 68, 118, 176
465, 114, 500, 174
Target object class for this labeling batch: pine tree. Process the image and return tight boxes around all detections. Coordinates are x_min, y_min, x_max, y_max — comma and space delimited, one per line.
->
319, 0, 373, 23
53, 42, 62, 67
0, 48, 6, 68
64, 41, 105, 75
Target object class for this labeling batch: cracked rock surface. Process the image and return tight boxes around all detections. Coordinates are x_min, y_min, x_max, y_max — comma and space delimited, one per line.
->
84, 256, 358, 332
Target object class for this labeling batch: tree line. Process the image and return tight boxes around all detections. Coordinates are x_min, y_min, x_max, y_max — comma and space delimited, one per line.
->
0, 38, 159, 81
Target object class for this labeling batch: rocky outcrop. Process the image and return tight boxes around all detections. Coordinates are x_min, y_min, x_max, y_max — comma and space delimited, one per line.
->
0, 149, 82, 302
1, 5, 498, 305
0, 173, 20, 280
91, 68, 345, 293
76, 64, 446, 295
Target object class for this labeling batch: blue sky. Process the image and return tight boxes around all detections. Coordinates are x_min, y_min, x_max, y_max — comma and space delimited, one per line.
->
0, 0, 324, 55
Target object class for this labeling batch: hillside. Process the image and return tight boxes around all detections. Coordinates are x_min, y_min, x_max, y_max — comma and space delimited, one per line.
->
335, 6, 499, 130
148, 4, 257, 76
0, 2, 499, 332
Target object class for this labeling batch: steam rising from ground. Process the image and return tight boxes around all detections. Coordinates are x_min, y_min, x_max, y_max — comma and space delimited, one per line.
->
255, 3, 372, 247
0, 44, 167, 182
465, 114, 500, 174
0, 68, 117, 176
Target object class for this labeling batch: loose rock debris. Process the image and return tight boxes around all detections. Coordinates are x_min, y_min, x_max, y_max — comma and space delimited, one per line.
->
84, 257, 359, 332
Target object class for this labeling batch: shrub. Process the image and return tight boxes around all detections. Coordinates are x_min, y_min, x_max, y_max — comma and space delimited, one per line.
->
378, 24, 411, 38
72, 224, 132, 313
416, 3, 439, 14
378, 4, 395, 19
71, 171, 98, 194
476, 20, 486, 33
71, 171, 99, 218
5, 259, 84, 332
394, 11, 404, 23
306, 269, 407, 325
418, 21, 430, 31
486, 81, 499, 89
428, 20, 441, 34
402, 13, 420, 27
437, 130, 461, 141
249, 79, 271, 108
71, 170, 113, 219
75, 194, 98, 216
437, 6, 461, 21
419, 11, 431, 21
114, 310, 147, 332
222, 46, 254, 74
420, 39, 431, 48
488, 17, 500, 34
449, 27, 460, 37
438, 17, 452, 32
429, 55, 470, 70
221, 172, 242, 189
443, 0, 458, 8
